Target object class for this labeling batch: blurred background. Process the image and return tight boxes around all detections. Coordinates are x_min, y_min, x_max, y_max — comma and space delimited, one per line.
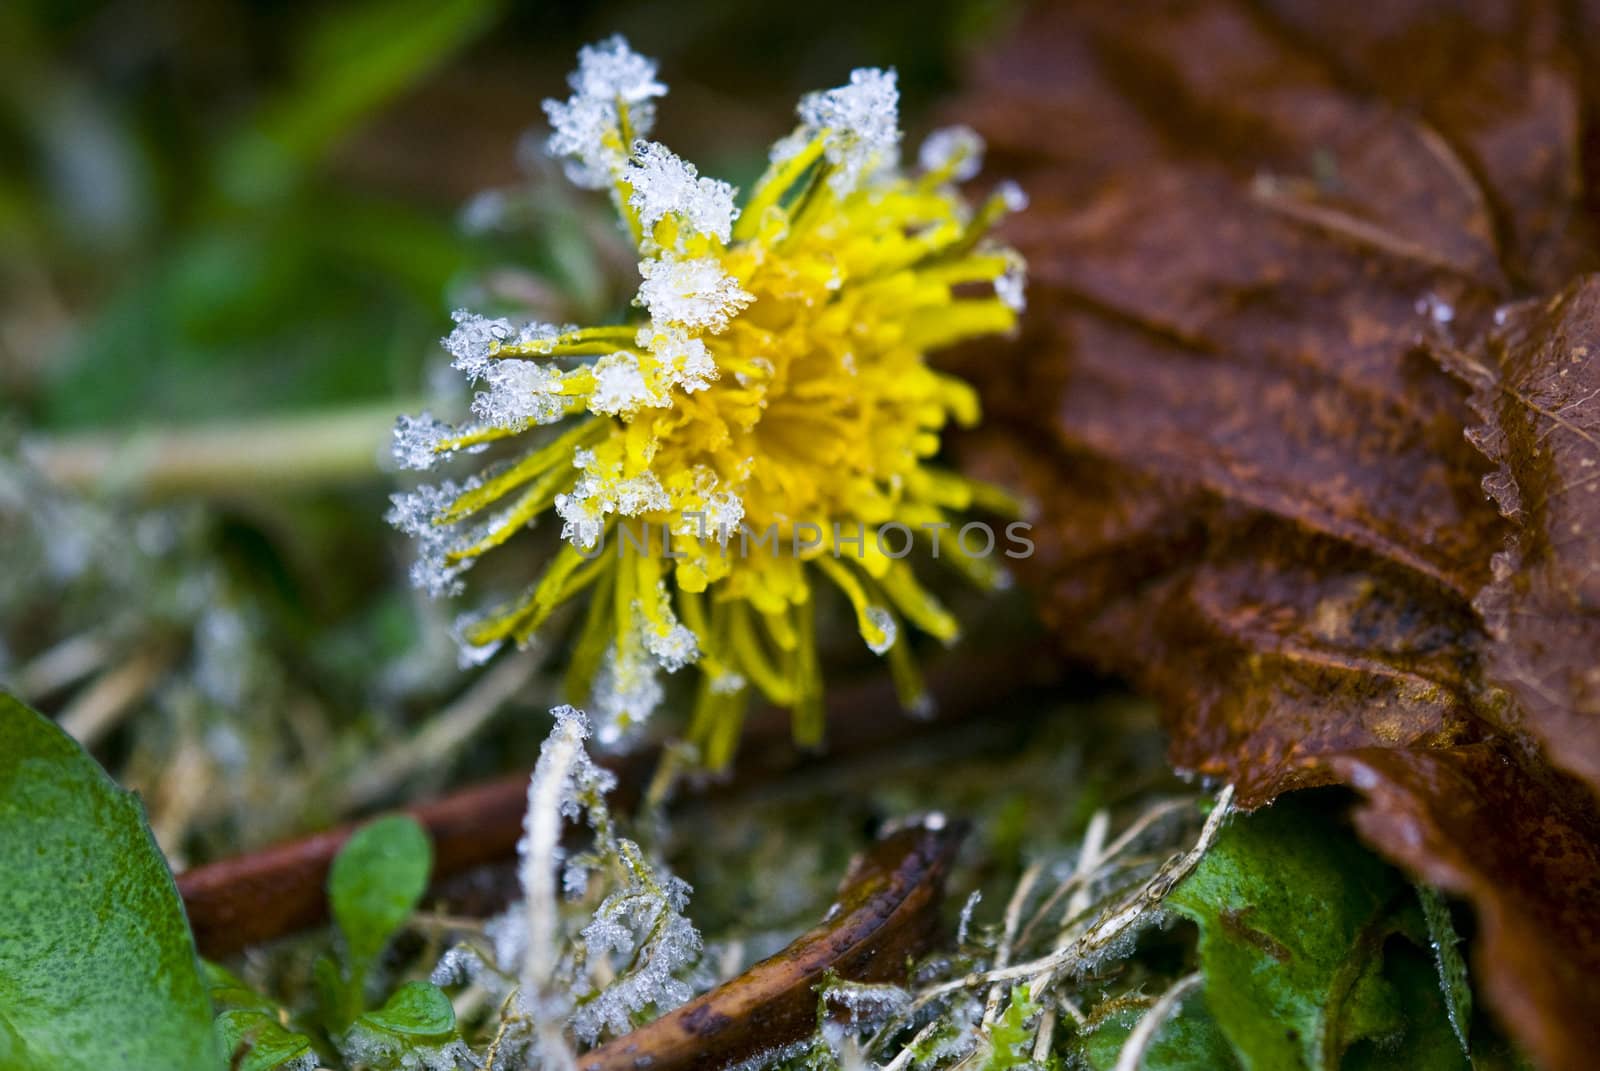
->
0, 0, 1022, 865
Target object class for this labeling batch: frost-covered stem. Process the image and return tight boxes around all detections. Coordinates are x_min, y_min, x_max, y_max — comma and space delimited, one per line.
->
1064, 809, 1110, 926
1112, 972, 1201, 1071
26, 401, 410, 498
910, 786, 1234, 1009
1015, 797, 1191, 952
1032, 1006, 1057, 1063
980, 861, 1042, 1027
521, 714, 588, 1070
879, 1017, 948, 1071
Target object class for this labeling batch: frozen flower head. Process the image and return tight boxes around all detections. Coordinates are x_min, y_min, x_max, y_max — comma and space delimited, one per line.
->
391, 38, 1028, 760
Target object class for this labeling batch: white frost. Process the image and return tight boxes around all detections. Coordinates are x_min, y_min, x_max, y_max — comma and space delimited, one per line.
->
588, 350, 664, 416
392, 412, 454, 471
864, 605, 897, 655
996, 250, 1028, 313
637, 324, 719, 393
543, 36, 666, 190
471, 360, 568, 430
636, 255, 753, 332
797, 67, 901, 193
626, 141, 738, 244
918, 125, 984, 182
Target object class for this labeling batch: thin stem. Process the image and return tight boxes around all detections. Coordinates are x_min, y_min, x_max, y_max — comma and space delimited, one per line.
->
26, 400, 414, 499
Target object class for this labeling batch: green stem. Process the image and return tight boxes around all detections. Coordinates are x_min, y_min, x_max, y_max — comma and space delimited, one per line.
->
25, 400, 416, 499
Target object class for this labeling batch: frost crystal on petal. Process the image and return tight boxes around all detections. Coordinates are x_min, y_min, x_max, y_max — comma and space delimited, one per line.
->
554, 476, 608, 550
798, 67, 901, 193
642, 620, 698, 671
443, 309, 514, 380
544, 36, 666, 190
996, 250, 1028, 313
569, 35, 666, 105
555, 453, 672, 550
626, 141, 738, 244
864, 605, 897, 654
392, 412, 454, 471
451, 610, 505, 669
589, 350, 663, 416
544, 94, 623, 189
590, 638, 664, 744
996, 179, 1029, 213
637, 325, 718, 393
636, 255, 753, 332
635, 584, 700, 672
471, 360, 568, 429
918, 125, 984, 182
386, 482, 477, 597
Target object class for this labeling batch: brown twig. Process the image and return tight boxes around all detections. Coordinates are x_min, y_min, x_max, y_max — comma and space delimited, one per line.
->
178, 642, 1059, 957
578, 818, 966, 1071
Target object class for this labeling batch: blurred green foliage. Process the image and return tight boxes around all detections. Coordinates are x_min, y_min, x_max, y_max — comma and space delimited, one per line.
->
1, 0, 1012, 430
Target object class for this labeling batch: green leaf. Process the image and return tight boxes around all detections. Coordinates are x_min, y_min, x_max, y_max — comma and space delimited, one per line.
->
205, 963, 318, 1071
1416, 885, 1472, 1055
1342, 943, 1469, 1071
329, 812, 433, 980
1078, 987, 1243, 1071
217, 0, 503, 203
981, 986, 1038, 1070
205, 961, 276, 1013
358, 981, 458, 1039
0, 692, 221, 1071
341, 983, 464, 1070
214, 1009, 318, 1071
1166, 795, 1405, 1071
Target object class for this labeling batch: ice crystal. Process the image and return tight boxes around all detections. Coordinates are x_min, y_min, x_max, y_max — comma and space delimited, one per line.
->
996, 179, 1029, 213
442, 310, 513, 380
864, 606, 897, 655
338, 1028, 477, 1071
471, 359, 568, 430
386, 483, 476, 597
449, 611, 503, 669
635, 254, 754, 331
626, 141, 738, 243
635, 583, 700, 672
570, 867, 702, 1043
636, 324, 718, 393
568, 35, 666, 106
797, 67, 901, 192
588, 350, 664, 416
392, 412, 455, 471
996, 250, 1028, 313
433, 709, 703, 1056
590, 636, 664, 743
918, 125, 984, 182
543, 36, 666, 190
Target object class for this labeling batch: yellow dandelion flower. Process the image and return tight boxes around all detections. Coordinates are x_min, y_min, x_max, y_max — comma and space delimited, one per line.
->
390, 36, 1029, 763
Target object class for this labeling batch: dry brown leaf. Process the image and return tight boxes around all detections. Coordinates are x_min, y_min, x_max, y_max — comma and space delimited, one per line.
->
951, 3, 1600, 1067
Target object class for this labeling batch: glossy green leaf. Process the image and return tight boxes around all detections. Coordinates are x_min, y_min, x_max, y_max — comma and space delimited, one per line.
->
206, 963, 318, 1071
214, 1009, 318, 1071
341, 982, 465, 1070
329, 812, 432, 982
359, 980, 458, 1039
1166, 796, 1405, 1071
0, 692, 220, 1071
